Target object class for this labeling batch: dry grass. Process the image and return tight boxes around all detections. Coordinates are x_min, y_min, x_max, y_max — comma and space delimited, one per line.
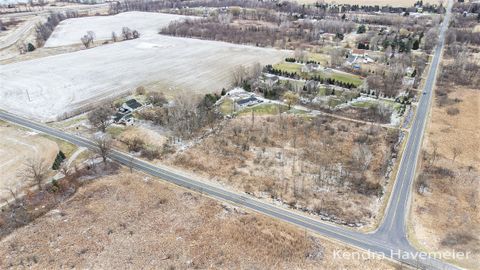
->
410, 86, 480, 269
0, 171, 399, 269
163, 114, 400, 226
0, 123, 58, 201
295, 0, 437, 7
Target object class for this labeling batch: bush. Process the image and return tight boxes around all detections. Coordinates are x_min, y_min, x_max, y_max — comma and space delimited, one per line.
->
125, 137, 145, 152
27, 43, 36, 52
135, 86, 146, 95
147, 92, 167, 106
446, 107, 460, 115
141, 148, 160, 160
52, 151, 66, 170
441, 232, 477, 247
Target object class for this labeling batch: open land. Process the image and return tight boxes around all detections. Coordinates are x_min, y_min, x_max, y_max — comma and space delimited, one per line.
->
0, 35, 287, 122
45, 12, 194, 47
410, 86, 480, 269
0, 122, 58, 201
0, 171, 400, 269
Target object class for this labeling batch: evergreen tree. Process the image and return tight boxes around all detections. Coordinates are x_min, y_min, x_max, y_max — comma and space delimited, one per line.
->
27, 43, 35, 52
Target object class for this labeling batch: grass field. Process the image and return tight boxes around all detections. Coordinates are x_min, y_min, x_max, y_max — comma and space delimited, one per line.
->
273, 61, 363, 87
309, 53, 330, 66
238, 103, 288, 116
0, 34, 287, 121
331, 72, 363, 86
273, 62, 302, 73
410, 86, 480, 269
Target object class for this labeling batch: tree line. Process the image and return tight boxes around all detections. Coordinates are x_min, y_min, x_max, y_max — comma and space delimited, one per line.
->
34, 11, 79, 47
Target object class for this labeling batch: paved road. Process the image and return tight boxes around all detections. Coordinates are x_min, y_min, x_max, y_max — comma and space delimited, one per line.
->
0, 1, 457, 269
0, 16, 40, 50
0, 109, 458, 270
373, 0, 453, 246
0, 4, 109, 50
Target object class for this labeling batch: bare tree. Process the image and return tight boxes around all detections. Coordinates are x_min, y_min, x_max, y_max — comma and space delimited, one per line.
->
80, 31, 95, 48
94, 134, 113, 164
20, 157, 49, 190
423, 27, 439, 53
147, 91, 167, 106
88, 106, 115, 132
231, 65, 248, 87
251, 62, 263, 79
122, 26, 133, 40
111, 31, 118, 42
294, 48, 308, 62
2, 187, 19, 205
329, 48, 345, 67
366, 75, 383, 93
452, 146, 462, 162
218, 12, 233, 24
132, 29, 140, 39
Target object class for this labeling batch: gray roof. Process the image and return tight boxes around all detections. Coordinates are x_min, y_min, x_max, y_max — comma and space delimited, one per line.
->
125, 99, 142, 109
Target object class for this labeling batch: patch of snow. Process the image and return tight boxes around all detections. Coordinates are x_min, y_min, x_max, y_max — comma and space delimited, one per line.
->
45, 12, 195, 47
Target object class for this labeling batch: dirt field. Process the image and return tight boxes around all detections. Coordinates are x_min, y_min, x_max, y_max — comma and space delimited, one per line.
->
45, 12, 193, 47
295, 0, 438, 7
0, 35, 287, 122
0, 123, 58, 202
0, 171, 400, 269
410, 86, 480, 269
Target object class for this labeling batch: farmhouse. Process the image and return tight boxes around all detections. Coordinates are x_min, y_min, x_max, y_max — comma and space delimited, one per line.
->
122, 99, 142, 112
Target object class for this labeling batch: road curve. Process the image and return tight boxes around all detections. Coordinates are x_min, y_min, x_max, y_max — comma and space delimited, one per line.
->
0, 1, 458, 269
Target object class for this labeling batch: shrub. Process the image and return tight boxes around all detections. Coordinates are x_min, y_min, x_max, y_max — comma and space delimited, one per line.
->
441, 232, 477, 247
27, 43, 36, 52
125, 137, 145, 152
446, 107, 460, 116
141, 148, 160, 160
52, 151, 66, 170
147, 92, 167, 106
135, 86, 146, 95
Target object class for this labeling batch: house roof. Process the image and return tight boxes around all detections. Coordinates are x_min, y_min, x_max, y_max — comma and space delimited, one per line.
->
352, 49, 365, 55
114, 112, 125, 122
125, 99, 142, 109
237, 96, 260, 106
346, 55, 357, 64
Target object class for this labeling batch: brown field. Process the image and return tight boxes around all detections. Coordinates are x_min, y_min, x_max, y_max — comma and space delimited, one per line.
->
295, 0, 438, 7
0, 123, 58, 202
158, 114, 400, 227
410, 86, 480, 269
0, 171, 399, 269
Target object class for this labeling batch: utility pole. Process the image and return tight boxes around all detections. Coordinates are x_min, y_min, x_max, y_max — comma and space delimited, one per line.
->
25, 89, 31, 102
